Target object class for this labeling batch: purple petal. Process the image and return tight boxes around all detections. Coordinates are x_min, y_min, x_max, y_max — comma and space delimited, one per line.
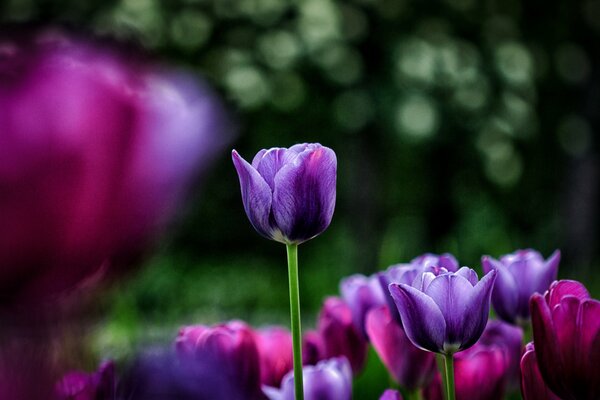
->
545, 279, 590, 309
389, 283, 445, 353
455, 267, 478, 286
520, 343, 561, 400
272, 145, 336, 243
379, 389, 403, 400
482, 256, 519, 323
232, 150, 277, 241
457, 270, 496, 351
253, 148, 296, 190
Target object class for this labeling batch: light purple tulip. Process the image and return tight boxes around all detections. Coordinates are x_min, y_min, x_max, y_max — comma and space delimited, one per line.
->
175, 321, 265, 400
55, 361, 116, 400
264, 357, 352, 400
530, 280, 600, 400
379, 389, 404, 400
365, 305, 436, 390
317, 297, 368, 374
255, 326, 293, 387
482, 249, 560, 325
520, 342, 561, 400
339, 273, 386, 338
389, 267, 497, 354
232, 144, 336, 244
0, 30, 227, 306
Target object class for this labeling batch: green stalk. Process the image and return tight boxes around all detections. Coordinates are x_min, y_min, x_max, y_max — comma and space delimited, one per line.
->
286, 243, 304, 400
443, 354, 455, 400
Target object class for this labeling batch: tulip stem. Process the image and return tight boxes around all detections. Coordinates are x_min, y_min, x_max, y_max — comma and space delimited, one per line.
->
287, 243, 304, 400
443, 354, 455, 400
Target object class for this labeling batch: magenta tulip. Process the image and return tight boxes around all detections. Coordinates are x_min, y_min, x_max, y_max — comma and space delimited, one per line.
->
55, 361, 116, 400
520, 342, 560, 400
255, 327, 293, 387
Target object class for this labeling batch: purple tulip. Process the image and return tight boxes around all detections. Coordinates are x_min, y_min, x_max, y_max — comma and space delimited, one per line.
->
232, 144, 336, 244
339, 273, 386, 338
477, 320, 523, 389
264, 357, 352, 400
377, 264, 422, 324
365, 305, 436, 390
482, 249, 560, 325
302, 330, 326, 366
317, 297, 368, 374
520, 342, 561, 400
379, 389, 404, 400
530, 280, 600, 400
55, 361, 116, 400
411, 253, 459, 272
389, 267, 497, 354
255, 327, 293, 387
0, 30, 227, 306
423, 342, 509, 400
175, 321, 265, 400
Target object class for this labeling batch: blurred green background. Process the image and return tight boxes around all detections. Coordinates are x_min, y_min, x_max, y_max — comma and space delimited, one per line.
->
1, 0, 598, 395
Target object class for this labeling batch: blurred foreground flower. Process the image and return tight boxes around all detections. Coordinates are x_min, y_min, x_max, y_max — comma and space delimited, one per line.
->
379, 389, 403, 400
264, 357, 352, 400
530, 280, 600, 400
483, 249, 560, 325
55, 361, 116, 400
232, 144, 336, 244
255, 327, 293, 387
0, 29, 228, 307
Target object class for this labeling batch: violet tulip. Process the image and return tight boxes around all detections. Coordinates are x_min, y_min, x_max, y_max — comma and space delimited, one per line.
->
0, 30, 227, 306
530, 280, 600, 400
232, 144, 336, 244
317, 297, 368, 374
365, 305, 436, 390
339, 273, 386, 338
255, 327, 294, 387
520, 343, 561, 400
482, 249, 560, 325
55, 361, 116, 400
377, 264, 422, 324
175, 321, 265, 400
379, 389, 403, 400
264, 357, 352, 400
389, 267, 497, 354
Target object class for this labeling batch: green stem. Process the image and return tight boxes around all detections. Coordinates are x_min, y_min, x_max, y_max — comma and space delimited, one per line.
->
443, 354, 455, 400
404, 389, 423, 400
286, 243, 304, 400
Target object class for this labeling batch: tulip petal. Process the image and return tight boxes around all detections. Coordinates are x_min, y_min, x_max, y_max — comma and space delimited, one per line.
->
272, 145, 336, 243
389, 283, 445, 353
253, 148, 296, 190
232, 150, 276, 241
458, 270, 496, 350
545, 279, 590, 309
455, 267, 478, 286
482, 257, 519, 323
580, 300, 600, 397
520, 343, 561, 400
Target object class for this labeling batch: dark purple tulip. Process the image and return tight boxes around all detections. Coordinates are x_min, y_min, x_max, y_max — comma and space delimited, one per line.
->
530, 280, 600, 400
379, 389, 403, 400
232, 144, 336, 244
339, 273, 386, 338
317, 297, 368, 374
365, 305, 436, 390
520, 342, 561, 400
175, 321, 265, 400
264, 357, 352, 400
482, 249, 560, 325
389, 267, 497, 354
477, 320, 523, 390
302, 330, 326, 366
55, 361, 116, 400
424, 342, 508, 400
255, 326, 293, 387
0, 30, 227, 306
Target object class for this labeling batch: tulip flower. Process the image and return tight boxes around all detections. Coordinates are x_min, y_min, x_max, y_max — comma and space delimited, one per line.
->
389, 267, 497, 400
423, 342, 508, 400
530, 280, 600, 400
264, 357, 352, 400
317, 297, 368, 374
365, 305, 436, 391
0, 30, 227, 307
175, 321, 265, 400
520, 343, 560, 400
302, 330, 326, 366
339, 273, 386, 338
477, 320, 523, 389
255, 327, 294, 387
233, 144, 337, 400
55, 361, 116, 400
411, 253, 460, 272
379, 389, 403, 400
482, 249, 560, 325
232, 144, 336, 245
377, 264, 422, 324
